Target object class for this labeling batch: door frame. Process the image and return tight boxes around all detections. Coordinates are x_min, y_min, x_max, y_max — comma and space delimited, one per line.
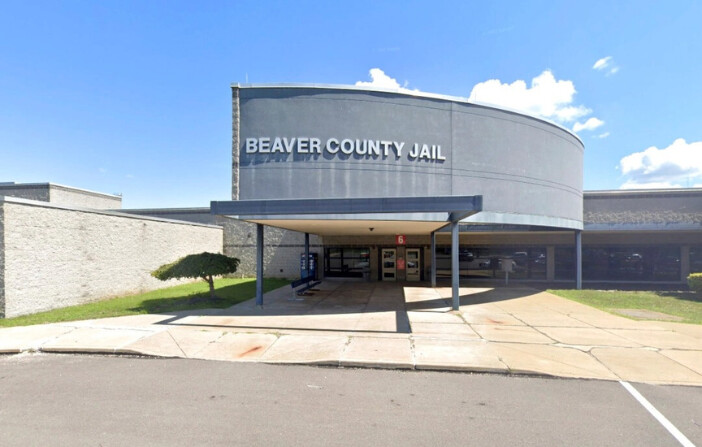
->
405, 247, 421, 281
381, 248, 397, 281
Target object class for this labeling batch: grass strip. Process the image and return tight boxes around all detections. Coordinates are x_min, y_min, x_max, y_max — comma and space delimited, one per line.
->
0, 277, 290, 328
548, 289, 702, 325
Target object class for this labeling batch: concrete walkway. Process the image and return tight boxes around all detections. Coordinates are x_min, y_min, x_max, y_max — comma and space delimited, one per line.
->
1, 281, 701, 386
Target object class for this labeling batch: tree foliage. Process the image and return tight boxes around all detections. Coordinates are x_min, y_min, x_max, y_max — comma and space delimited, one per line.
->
151, 252, 240, 299
689, 273, 702, 294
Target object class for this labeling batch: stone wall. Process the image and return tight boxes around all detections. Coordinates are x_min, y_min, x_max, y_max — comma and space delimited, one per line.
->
0, 203, 5, 318
0, 184, 50, 202
49, 184, 122, 209
584, 189, 702, 225
0, 183, 122, 210
0, 197, 222, 318
222, 218, 322, 279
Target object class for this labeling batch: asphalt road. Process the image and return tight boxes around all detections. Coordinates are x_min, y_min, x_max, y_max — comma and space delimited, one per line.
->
0, 354, 699, 446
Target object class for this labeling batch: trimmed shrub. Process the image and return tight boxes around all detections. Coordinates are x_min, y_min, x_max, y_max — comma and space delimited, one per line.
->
688, 273, 702, 294
152, 252, 240, 299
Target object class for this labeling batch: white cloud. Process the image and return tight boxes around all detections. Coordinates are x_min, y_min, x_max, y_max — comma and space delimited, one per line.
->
357, 68, 605, 133
468, 70, 594, 124
356, 68, 414, 91
593, 56, 619, 76
593, 56, 612, 70
619, 138, 702, 188
594, 131, 610, 139
573, 117, 605, 132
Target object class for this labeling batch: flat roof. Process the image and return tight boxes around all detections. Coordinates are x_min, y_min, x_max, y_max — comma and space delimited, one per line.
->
585, 188, 702, 198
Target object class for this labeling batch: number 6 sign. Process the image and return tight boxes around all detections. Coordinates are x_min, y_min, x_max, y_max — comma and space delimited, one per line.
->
395, 234, 406, 245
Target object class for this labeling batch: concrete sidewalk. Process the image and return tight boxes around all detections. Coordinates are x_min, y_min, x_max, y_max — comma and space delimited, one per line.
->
1, 281, 701, 386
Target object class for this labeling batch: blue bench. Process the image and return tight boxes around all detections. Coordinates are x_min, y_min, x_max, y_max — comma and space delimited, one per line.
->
290, 275, 320, 299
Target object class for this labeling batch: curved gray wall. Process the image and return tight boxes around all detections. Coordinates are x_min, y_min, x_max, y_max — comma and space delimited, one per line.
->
235, 86, 583, 229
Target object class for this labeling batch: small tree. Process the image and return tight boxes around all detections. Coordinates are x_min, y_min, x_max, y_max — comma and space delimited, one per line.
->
152, 252, 240, 299
689, 273, 702, 295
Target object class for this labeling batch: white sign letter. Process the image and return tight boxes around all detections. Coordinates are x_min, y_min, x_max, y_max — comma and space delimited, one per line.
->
310, 138, 322, 154
259, 137, 270, 153
245, 138, 258, 153
326, 138, 340, 154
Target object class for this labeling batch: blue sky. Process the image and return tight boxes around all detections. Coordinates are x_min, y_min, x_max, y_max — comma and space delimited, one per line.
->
1, 0, 701, 208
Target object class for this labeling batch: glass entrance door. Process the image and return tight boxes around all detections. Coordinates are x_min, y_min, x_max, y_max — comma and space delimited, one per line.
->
406, 248, 421, 281
381, 249, 397, 281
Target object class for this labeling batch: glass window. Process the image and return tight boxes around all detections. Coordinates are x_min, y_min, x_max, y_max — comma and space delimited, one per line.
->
558, 246, 681, 282
324, 247, 370, 278
555, 247, 575, 280
435, 246, 546, 280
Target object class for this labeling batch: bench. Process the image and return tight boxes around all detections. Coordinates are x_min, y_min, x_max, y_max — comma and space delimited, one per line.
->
290, 275, 321, 300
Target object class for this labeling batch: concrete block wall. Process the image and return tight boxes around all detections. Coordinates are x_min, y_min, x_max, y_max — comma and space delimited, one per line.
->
0, 203, 5, 317
222, 218, 322, 278
48, 184, 122, 209
0, 184, 50, 202
0, 183, 122, 210
0, 197, 222, 318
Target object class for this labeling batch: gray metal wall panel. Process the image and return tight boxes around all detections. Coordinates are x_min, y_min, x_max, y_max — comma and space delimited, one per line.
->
237, 86, 584, 229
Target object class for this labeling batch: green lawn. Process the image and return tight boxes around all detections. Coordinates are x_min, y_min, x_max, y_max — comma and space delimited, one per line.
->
548, 289, 702, 325
0, 277, 290, 328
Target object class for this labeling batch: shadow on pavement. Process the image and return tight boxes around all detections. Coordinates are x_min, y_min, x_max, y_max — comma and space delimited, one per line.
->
404, 285, 540, 311
151, 281, 539, 335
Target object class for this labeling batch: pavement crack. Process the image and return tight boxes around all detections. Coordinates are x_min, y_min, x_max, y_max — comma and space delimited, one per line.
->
256, 332, 280, 359
167, 330, 187, 358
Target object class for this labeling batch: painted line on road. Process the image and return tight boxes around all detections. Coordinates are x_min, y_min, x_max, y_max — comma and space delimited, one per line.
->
620, 381, 696, 447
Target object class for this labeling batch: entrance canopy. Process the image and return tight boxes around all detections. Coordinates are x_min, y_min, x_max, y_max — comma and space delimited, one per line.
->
211, 195, 483, 310
211, 195, 482, 231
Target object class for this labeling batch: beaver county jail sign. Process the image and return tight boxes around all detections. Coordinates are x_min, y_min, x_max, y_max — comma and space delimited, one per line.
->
245, 137, 447, 161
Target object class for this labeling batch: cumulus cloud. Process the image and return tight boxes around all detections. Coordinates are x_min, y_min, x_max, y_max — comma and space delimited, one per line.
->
594, 132, 610, 139
593, 56, 611, 70
468, 70, 595, 124
593, 56, 619, 75
573, 117, 605, 132
620, 138, 702, 188
356, 68, 415, 91
358, 68, 604, 133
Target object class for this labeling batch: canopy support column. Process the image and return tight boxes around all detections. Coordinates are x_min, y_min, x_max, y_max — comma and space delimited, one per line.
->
430, 231, 437, 288
304, 232, 310, 278
575, 230, 582, 290
256, 223, 264, 306
451, 221, 459, 310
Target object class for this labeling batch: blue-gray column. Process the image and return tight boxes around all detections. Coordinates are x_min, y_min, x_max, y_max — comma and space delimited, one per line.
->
256, 223, 264, 306
304, 232, 310, 278
430, 231, 437, 287
575, 230, 582, 290
451, 221, 459, 310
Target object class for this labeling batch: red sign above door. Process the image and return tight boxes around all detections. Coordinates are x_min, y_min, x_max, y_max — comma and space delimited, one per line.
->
395, 234, 406, 245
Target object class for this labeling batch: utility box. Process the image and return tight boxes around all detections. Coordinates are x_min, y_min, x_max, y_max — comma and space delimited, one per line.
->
300, 253, 319, 280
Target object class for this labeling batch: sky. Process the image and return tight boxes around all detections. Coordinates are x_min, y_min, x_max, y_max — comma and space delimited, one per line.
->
1, 0, 701, 208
